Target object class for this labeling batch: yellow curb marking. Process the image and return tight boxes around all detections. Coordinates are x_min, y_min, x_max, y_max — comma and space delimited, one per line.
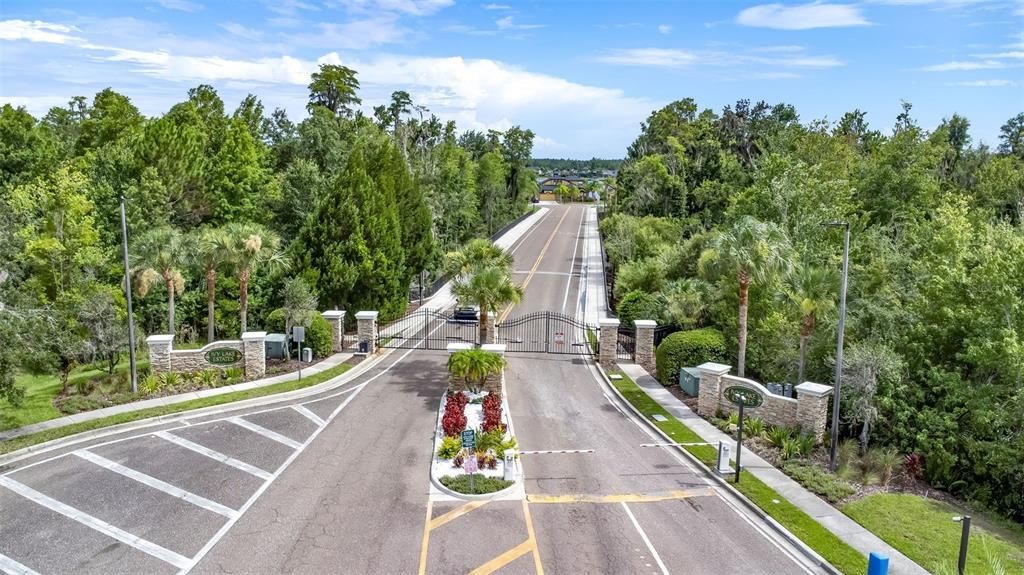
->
498, 206, 572, 324
428, 500, 490, 531
526, 489, 715, 504
467, 539, 534, 575
522, 499, 545, 575
417, 500, 432, 575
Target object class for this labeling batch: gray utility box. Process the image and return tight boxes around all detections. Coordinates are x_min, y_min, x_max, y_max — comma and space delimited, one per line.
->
265, 333, 289, 360
679, 367, 701, 397
301, 347, 312, 362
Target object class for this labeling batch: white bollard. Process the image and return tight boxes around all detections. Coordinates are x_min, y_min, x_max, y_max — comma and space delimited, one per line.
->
717, 441, 732, 474
503, 449, 516, 481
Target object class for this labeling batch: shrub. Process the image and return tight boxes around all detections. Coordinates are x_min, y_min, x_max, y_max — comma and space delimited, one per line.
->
159, 372, 181, 391
224, 367, 243, 382
447, 350, 505, 393
903, 452, 923, 480
439, 474, 513, 495
264, 308, 286, 333
481, 393, 504, 433
781, 437, 800, 460
767, 426, 793, 448
441, 392, 469, 437
197, 369, 218, 388
140, 374, 160, 395
616, 290, 662, 328
306, 314, 332, 359
437, 436, 462, 459
795, 434, 816, 457
655, 328, 727, 385
451, 452, 464, 468
54, 396, 105, 415
781, 462, 857, 503
743, 417, 766, 439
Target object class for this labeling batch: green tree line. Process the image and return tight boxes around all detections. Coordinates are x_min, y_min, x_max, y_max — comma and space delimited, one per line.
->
0, 64, 537, 405
607, 98, 1024, 522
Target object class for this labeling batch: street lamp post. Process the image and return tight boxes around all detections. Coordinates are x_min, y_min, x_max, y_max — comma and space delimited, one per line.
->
823, 221, 850, 472
119, 197, 138, 394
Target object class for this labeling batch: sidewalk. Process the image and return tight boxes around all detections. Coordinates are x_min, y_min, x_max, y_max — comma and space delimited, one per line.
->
0, 351, 355, 442
619, 363, 929, 575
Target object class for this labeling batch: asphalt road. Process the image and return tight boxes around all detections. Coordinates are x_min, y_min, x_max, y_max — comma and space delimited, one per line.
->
0, 203, 825, 575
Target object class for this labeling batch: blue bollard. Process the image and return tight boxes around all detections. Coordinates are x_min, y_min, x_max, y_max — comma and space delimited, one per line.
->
867, 552, 890, 575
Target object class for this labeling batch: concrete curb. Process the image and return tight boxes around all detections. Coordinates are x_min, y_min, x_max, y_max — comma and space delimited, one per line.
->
0, 347, 397, 468
592, 361, 842, 575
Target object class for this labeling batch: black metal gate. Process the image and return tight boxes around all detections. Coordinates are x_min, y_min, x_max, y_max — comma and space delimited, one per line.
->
495, 311, 597, 355
616, 325, 636, 361
377, 308, 479, 350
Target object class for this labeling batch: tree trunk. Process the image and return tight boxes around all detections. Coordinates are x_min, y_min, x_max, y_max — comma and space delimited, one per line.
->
239, 267, 250, 335
206, 267, 217, 343
860, 420, 870, 452
797, 334, 808, 385
737, 275, 749, 378
478, 305, 489, 345
165, 275, 176, 336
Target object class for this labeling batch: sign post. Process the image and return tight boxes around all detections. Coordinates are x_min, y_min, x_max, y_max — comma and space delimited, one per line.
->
461, 429, 477, 493
722, 386, 763, 484
292, 326, 305, 380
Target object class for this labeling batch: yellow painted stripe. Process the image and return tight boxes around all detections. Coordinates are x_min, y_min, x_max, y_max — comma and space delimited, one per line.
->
427, 500, 489, 531
467, 539, 534, 575
526, 489, 715, 504
417, 500, 432, 575
498, 207, 572, 324
522, 499, 545, 575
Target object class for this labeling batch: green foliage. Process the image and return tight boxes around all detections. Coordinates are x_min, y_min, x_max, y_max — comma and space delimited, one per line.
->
767, 425, 794, 448
780, 437, 801, 460
447, 349, 507, 393
436, 436, 462, 459
742, 417, 766, 439
306, 314, 332, 359
439, 474, 514, 495
616, 290, 662, 327
654, 328, 727, 384
781, 462, 857, 503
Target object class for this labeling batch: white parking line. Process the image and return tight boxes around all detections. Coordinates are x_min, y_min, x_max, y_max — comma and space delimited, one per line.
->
0, 476, 191, 570
620, 501, 669, 575
0, 552, 40, 575
73, 450, 238, 519
152, 431, 272, 481
227, 417, 303, 450
291, 405, 326, 427
562, 207, 585, 314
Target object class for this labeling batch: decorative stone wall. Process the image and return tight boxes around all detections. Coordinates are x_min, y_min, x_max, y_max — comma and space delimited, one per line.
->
355, 310, 378, 355
146, 332, 267, 379
696, 362, 834, 443
446, 344, 505, 394
321, 310, 346, 352
634, 320, 656, 374
598, 318, 620, 367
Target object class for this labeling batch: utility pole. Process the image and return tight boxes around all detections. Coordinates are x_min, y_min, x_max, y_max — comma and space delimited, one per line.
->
119, 197, 138, 394
823, 221, 850, 471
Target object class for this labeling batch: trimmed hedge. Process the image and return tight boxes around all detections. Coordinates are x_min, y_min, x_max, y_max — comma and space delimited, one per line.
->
655, 328, 727, 385
264, 309, 332, 359
616, 290, 662, 328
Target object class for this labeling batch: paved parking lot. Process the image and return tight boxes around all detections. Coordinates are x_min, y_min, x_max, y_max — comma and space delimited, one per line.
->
0, 376, 367, 575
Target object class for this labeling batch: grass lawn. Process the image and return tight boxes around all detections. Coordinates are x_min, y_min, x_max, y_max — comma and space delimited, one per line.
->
1, 359, 150, 432
608, 370, 868, 575
844, 493, 1024, 574
0, 362, 353, 456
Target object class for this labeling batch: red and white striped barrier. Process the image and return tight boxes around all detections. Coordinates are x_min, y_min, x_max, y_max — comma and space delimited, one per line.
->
517, 449, 595, 455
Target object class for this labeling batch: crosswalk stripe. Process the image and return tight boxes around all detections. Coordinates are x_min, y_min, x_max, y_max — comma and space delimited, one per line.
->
291, 404, 326, 427
228, 417, 303, 450
0, 552, 40, 575
153, 431, 272, 480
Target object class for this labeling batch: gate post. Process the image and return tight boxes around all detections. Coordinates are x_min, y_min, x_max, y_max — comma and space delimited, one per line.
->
599, 317, 620, 367
484, 314, 496, 344
355, 310, 379, 355
322, 310, 346, 352
634, 319, 656, 374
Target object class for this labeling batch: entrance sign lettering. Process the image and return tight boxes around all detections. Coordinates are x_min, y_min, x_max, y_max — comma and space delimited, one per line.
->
723, 386, 764, 408
205, 347, 243, 366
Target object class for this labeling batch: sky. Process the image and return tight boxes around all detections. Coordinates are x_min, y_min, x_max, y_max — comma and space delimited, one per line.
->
0, 1, 1022, 158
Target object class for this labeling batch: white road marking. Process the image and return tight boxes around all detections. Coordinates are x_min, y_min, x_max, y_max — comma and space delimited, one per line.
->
0, 475, 191, 570
0, 552, 40, 575
512, 271, 579, 276
72, 450, 237, 519
640, 443, 712, 448
152, 431, 272, 480
291, 405, 326, 427
562, 207, 585, 314
621, 501, 669, 575
227, 417, 303, 450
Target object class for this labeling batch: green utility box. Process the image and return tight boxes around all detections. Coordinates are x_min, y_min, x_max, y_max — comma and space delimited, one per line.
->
265, 333, 289, 360
679, 367, 701, 397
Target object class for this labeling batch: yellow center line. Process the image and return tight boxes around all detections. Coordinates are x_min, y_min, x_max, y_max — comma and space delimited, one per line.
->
498, 207, 572, 324
522, 499, 545, 575
427, 500, 489, 531
467, 539, 534, 575
417, 499, 432, 575
526, 488, 716, 505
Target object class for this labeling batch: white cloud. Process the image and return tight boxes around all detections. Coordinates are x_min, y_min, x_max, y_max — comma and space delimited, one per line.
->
156, 0, 204, 12
978, 51, 1024, 59
220, 22, 264, 40
921, 59, 1006, 71
0, 20, 82, 44
752, 71, 802, 79
949, 79, 1017, 86
483, 3, 511, 9
338, 0, 454, 16
596, 47, 842, 69
657, 24, 672, 34
496, 16, 545, 30
266, 0, 319, 16
737, 2, 871, 30
0, 95, 72, 114
284, 17, 407, 49
596, 48, 697, 67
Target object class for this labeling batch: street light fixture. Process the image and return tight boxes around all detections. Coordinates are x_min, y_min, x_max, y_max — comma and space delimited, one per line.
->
119, 196, 138, 394
953, 516, 971, 575
822, 221, 850, 472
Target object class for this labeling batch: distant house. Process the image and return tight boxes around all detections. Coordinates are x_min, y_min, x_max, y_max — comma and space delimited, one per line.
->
536, 176, 585, 199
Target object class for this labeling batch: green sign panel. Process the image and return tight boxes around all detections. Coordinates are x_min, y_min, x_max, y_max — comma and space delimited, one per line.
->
205, 347, 243, 366
461, 429, 476, 450
723, 386, 764, 408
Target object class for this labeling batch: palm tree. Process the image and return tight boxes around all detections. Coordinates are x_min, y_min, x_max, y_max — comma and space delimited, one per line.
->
131, 227, 189, 334
451, 265, 524, 344
447, 348, 507, 393
782, 263, 837, 384
443, 239, 514, 278
193, 227, 234, 343
224, 223, 289, 334
700, 216, 790, 377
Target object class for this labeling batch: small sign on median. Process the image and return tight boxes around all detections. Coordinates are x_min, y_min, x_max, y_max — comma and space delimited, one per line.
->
461, 429, 476, 450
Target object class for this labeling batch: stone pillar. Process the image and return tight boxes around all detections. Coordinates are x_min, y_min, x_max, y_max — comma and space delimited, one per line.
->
696, 362, 731, 417
242, 331, 267, 379
598, 317, 620, 368
321, 310, 346, 352
146, 334, 174, 375
446, 343, 474, 391
795, 382, 834, 444
634, 320, 656, 374
481, 344, 506, 395
355, 310, 379, 355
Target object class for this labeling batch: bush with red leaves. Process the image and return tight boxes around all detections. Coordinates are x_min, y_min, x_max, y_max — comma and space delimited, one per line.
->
442, 392, 469, 437
481, 393, 505, 434
903, 453, 923, 480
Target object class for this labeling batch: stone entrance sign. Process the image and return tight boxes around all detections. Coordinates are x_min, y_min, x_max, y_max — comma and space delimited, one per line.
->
147, 332, 267, 379
205, 347, 243, 366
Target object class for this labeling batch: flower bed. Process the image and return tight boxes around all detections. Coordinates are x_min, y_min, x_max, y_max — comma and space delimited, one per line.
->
431, 389, 519, 495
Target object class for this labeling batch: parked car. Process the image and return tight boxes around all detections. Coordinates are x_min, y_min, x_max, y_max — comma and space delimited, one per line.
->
453, 306, 480, 322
